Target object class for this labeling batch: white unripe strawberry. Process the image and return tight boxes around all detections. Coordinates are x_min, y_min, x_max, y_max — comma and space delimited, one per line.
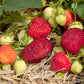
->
13, 60, 27, 74
0, 35, 14, 44
55, 36, 61, 46
68, 21, 83, 30
18, 30, 34, 45
55, 15, 66, 26
71, 61, 83, 74
43, 7, 57, 21
18, 30, 26, 39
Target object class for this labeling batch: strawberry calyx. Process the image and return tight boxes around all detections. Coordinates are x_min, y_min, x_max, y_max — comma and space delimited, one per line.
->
57, 7, 65, 15
70, 48, 84, 61
68, 21, 83, 30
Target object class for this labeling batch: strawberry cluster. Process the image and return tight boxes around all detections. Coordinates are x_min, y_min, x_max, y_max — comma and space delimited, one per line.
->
22, 17, 53, 63
42, 6, 84, 73
51, 28, 84, 72
23, 14, 84, 73
0, 0, 84, 76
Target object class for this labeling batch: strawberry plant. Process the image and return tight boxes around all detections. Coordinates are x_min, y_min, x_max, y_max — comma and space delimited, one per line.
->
0, 0, 42, 15
0, 0, 84, 84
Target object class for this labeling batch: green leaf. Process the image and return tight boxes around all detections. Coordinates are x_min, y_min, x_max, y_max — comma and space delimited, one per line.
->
10, 12, 25, 23
0, 6, 3, 16
11, 17, 24, 23
71, 3, 75, 11
2, 0, 42, 11
73, 0, 84, 3
76, 2, 84, 19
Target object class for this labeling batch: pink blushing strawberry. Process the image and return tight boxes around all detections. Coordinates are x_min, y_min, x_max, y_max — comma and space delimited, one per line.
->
64, 10, 82, 29
64, 10, 74, 29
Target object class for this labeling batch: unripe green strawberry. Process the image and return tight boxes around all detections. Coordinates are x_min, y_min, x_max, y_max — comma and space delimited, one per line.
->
0, 35, 14, 44
13, 60, 27, 74
2, 64, 11, 71
55, 36, 61, 46
18, 30, 34, 45
71, 61, 83, 74
53, 47, 64, 54
56, 72, 64, 78
68, 21, 83, 30
48, 17, 58, 28
55, 15, 66, 26
43, 7, 57, 21
57, 7, 65, 15
73, 0, 81, 2
18, 30, 26, 39
79, 48, 84, 56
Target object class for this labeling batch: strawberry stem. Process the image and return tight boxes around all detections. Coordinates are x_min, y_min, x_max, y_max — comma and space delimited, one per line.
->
14, 47, 24, 51
71, 54, 83, 60
74, 2, 77, 21
59, 0, 64, 6
54, 0, 63, 8
42, 0, 46, 7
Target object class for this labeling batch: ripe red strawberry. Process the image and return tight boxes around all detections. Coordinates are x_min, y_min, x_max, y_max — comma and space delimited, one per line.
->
31, 17, 44, 25
28, 17, 51, 39
22, 38, 53, 63
64, 10, 74, 29
0, 45, 17, 64
61, 28, 84, 55
51, 52, 71, 72
64, 10, 82, 29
